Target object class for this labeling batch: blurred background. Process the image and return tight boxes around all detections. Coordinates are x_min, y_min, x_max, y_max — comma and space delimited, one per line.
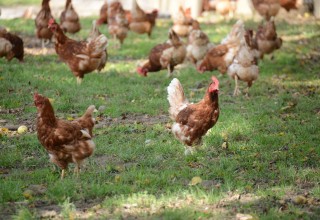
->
0, 0, 318, 20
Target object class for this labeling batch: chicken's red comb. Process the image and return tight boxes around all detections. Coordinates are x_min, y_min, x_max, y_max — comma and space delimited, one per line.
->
33, 92, 40, 100
137, 67, 147, 77
48, 18, 55, 26
211, 76, 219, 89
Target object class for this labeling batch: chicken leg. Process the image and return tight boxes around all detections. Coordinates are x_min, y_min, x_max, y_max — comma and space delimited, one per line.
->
167, 65, 173, 77
244, 81, 253, 97
233, 75, 240, 96
77, 77, 82, 85
74, 165, 80, 178
74, 161, 83, 177
61, 169, 66, 179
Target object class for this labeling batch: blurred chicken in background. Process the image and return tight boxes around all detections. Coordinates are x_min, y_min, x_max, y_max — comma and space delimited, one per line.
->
60, 0, 81, 34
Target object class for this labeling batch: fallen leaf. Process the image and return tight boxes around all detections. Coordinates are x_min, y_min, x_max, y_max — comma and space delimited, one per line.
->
67, 117, 74, 121
189, 176, 202, 186
222, 141, 228, 149
236, 213, 256, 220
23, 189, 34, 200
292, 195, 307, 205
114, 175, 121, 183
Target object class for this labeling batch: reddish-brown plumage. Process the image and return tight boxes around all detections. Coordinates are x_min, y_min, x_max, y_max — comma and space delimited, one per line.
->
197, 20, 244, 74
0, 29, 24, 62
167, 77, 219, 147
34, 93, 96, 178
197, 44, 229, 73
60, 0, 81, 34
279, 0, 297, 11
129, 0, 158, 37
138, 30, 186, 77
252, 0, 281, 20
35, 0, 53, 40
137, 43, 172, 76
96, 2, 108, 25
48, 19, 108, 83
108, 1, 129, 46
255, 19, 282, 59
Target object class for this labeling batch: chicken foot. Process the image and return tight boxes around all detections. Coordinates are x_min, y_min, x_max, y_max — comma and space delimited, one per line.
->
184, 146, 194, 155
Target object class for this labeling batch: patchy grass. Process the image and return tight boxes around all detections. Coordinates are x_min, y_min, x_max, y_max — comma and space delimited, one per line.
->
0, 15, 320, 219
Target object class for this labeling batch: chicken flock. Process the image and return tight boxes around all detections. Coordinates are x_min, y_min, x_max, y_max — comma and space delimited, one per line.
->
1, 0, 302, 178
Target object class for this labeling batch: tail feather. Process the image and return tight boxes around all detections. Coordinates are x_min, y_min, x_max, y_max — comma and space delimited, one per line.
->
89, 34, 108, 55
72, 105, 97, 137
83, 105, 97, 118
167, 78, 189, 119
221, 20, 245, 45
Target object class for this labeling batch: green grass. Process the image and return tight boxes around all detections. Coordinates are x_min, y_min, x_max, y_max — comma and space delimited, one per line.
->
0, 0, 40, 6
0, 15, 320, 219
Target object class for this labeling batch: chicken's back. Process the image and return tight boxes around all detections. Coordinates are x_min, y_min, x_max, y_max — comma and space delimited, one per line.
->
0, 32, 24, 61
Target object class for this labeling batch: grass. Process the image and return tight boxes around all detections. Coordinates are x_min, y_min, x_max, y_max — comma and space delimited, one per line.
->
0, 0, 40, 6
0, 13, 320, 219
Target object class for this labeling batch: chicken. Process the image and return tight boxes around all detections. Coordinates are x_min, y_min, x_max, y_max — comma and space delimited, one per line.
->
96, 1, 108, 25
34, 93, 96, 179
48, 18, 108, 84
279, 0, 297, 11
197, 20, 244, 74
203, 0, 216, 11
172, 6, 194, 37
129, 0, 158, 37
35, 0, 54, 48
255, 18, 282, 59
0, 38, 12, 59
108, 1, 129, 47
60, 0, 81, 34
137, 29, 186, 77
227, 29, 260, 96
214, 0, 237, 18
0, 29, 24, 62
186, 29, 214, 65
252, 0, 281, 20
87, 21, 108, 72
167, 76, 220, 154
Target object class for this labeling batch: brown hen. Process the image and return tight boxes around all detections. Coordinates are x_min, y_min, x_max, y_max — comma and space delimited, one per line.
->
137, 29, 186, 77
60, 0, 81, 34
129, 0, 158, 37
197, 20, 244, 74
34, 93, 96, 179
0, 29, 24, 62
48, 19, 108, 84
252, 0, 281, 20
167, 76, 220, 154
255, 18, 282, 59
35, 0, 53, 48
108, 1, 129, 47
